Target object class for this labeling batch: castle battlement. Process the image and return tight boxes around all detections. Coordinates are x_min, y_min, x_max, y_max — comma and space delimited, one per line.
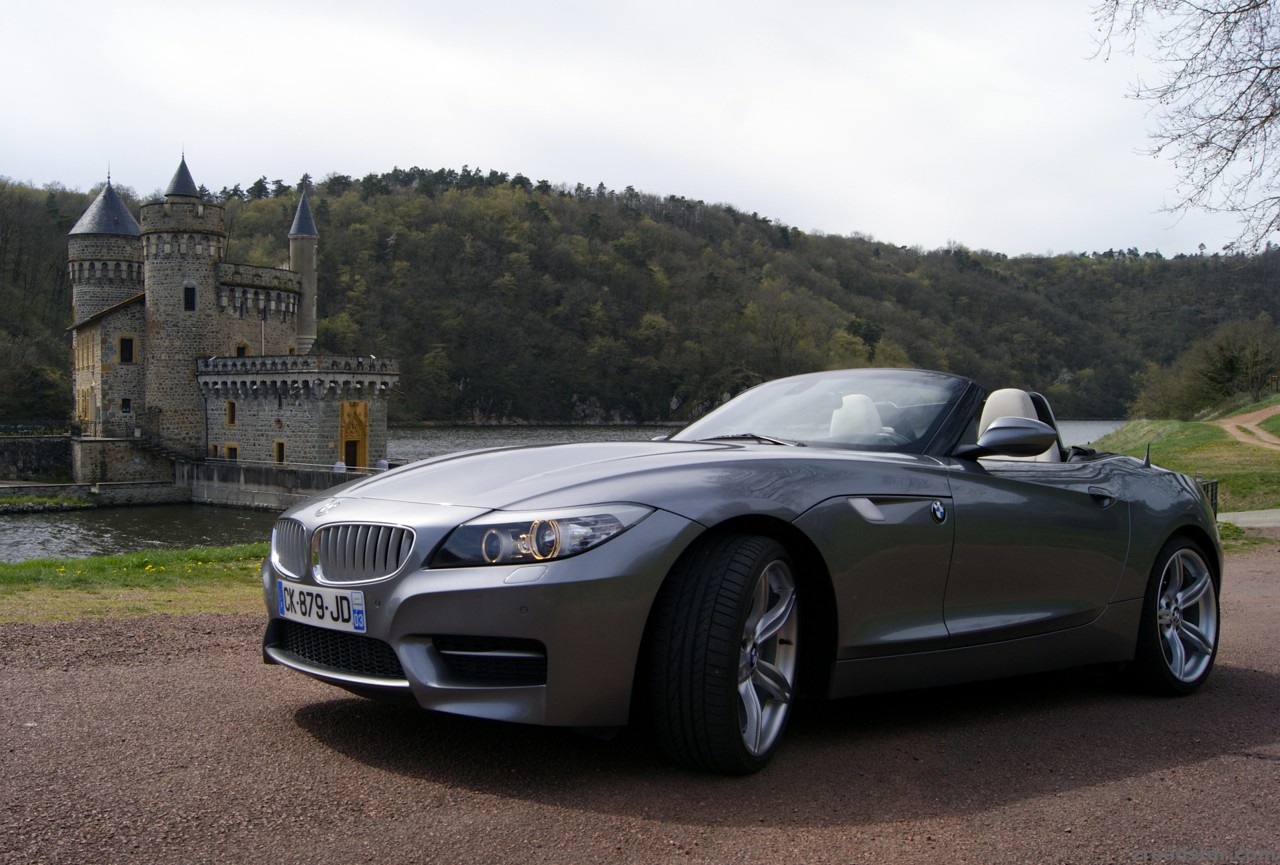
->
139, 199, 226, 238
197, 355, 396, 401
196, 355, 399, 400
217, 263, 302, 292
198, 355, 399, 375
144, 232, 224, 260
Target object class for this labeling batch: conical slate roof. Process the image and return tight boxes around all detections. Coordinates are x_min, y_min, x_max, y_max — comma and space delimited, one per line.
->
289, 191, 318, 238
165, 157, 200, 198
68, 181, 140, 236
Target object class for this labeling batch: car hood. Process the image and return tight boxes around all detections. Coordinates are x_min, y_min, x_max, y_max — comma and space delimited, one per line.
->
314, 440, 951, 525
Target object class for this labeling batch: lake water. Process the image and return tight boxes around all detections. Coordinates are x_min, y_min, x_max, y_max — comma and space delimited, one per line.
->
1, 420, 1124, 563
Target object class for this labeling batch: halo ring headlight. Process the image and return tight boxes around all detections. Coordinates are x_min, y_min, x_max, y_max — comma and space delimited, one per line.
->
431, 504, 653, 568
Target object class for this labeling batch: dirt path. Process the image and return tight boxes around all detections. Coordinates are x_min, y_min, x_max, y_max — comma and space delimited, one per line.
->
1216, 402, 1280, 451
2, 545, 1279, 865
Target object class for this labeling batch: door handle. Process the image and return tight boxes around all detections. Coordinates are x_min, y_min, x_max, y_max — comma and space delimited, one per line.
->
1088, 487, 1117, 509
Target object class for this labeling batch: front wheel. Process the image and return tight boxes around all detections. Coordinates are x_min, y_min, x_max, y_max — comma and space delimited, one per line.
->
1133, 538, 1219, 695
648, 534, 799, 774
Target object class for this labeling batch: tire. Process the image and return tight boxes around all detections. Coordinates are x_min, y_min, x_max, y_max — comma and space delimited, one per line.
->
648, 533, 799, 774
1133, 537, 1219, 695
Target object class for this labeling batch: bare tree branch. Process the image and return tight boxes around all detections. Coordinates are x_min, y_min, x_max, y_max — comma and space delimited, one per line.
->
1095, 0, 1280, 247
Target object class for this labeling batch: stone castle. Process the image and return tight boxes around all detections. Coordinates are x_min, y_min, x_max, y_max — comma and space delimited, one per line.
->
67, 157, 398, 485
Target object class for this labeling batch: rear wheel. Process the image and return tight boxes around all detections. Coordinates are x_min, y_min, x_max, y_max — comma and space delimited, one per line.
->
1133, 537, 1219, 695
648, 533, 799, 774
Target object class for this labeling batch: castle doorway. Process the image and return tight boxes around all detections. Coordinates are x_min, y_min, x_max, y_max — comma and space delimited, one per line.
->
340, 401, 369, 469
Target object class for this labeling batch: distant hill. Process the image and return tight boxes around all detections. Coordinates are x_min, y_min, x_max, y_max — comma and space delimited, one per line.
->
4, 168, 1279, 424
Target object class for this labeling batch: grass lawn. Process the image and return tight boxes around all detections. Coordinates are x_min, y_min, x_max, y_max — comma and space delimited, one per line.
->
0, 543, 267, 623
1094, 419, 1280, 512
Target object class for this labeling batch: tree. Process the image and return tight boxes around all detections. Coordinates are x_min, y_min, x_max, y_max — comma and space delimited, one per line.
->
1130, 315, 1280, 416
1096, 1, 1280, 246
1196, 315, 1280, 401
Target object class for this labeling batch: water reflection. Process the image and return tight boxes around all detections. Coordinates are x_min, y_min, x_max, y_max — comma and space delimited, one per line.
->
0, 504, 278, 564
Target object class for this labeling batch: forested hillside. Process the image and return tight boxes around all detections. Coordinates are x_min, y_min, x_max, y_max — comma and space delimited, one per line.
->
4, 168, 1279, 425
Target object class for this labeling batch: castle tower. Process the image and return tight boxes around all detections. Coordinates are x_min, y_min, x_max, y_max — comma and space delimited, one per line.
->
138, 157, 227, 456
67, 180, 143, 324
289, 192, 319, 354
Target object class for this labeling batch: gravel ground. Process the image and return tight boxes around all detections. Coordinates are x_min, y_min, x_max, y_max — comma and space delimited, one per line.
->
2, 545, 1278, 865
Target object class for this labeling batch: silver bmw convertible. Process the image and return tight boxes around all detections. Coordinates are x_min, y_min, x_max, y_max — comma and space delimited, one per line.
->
262, 368, 1222, 774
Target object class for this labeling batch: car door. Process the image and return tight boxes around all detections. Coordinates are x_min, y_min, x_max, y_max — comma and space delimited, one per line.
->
795, 490, 955, 659
942, 457, 1130, 647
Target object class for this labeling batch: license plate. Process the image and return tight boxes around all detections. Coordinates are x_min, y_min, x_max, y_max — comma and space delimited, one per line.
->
277, 581, 367, 633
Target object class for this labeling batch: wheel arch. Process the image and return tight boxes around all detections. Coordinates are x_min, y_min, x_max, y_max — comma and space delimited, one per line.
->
634, 514, 837, 708
1165, 523, 1223, 586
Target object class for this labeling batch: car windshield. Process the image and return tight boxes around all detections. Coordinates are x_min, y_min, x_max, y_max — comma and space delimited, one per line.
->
671, 368, 971, 453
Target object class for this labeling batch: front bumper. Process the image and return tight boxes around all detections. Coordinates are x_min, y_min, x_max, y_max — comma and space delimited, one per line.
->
263, 508, 701, 726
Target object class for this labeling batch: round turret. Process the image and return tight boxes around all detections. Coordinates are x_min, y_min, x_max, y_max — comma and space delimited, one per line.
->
67, 181, 143, 324
289, 192, 319, 354
138, 157, 229, 454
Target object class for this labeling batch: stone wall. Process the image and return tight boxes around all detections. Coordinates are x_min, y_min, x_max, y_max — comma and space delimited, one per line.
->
0, 436, 72, 481
0, 482, 189, 507
71, 439, 176, 484
68, 233, 143, 324
198, 355, 398, 466
95, 302, 148, 438
179, 462, 367, 511
141, 197, 226, 455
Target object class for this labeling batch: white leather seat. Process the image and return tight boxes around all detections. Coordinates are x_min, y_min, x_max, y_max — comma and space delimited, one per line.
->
829, 394, 884, 438
978, 388, 1060, 462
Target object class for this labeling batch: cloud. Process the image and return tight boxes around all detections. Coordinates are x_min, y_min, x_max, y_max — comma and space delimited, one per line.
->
0, 0, 1243, 255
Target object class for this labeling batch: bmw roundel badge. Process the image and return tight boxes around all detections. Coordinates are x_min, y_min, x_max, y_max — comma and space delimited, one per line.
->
314, 498, 342, 517
930, 500, 948, 524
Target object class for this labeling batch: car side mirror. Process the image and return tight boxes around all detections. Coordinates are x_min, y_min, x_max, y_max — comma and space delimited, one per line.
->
953, 416, 1059, 460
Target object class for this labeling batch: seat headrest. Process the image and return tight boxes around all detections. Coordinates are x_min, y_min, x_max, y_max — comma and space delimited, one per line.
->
979, 388, 1037, 436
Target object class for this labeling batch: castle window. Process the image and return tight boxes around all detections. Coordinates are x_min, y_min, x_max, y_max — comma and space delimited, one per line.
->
225, 445, 239, 462
235, 343, 249, 357
275, 441, 286, 464
184, 283, 196, 311
121, 398, 132, 414
118, 337, 135, 364
226, 400, 237, 427
209, 444, 219, 459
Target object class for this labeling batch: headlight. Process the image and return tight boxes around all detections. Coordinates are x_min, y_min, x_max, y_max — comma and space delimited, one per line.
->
430, 504, 653, 567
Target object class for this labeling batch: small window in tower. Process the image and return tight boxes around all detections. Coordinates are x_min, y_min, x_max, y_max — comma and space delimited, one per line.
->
119, 337, 135, 364
225, 445, 239, 462
275, 441, 286, 465
184, 283, 196, 311
121, 398, 132, 414
209, 444, 219, 459
235, 343, 249, 358
227, 400, 237, 427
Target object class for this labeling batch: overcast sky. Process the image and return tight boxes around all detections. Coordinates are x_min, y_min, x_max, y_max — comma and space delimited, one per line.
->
0, 0, 1247, 257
